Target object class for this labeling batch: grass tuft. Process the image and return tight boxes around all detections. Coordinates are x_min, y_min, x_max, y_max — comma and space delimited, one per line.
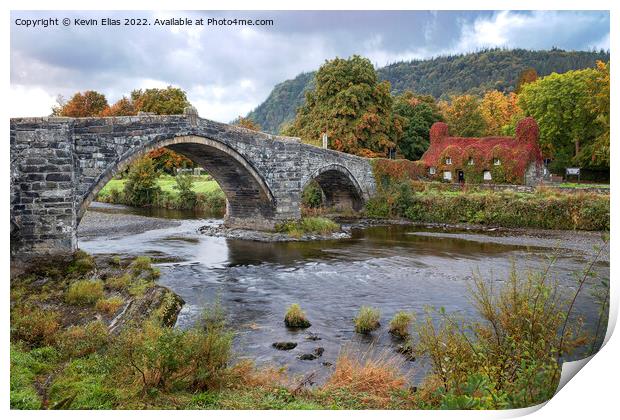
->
284, 304, 311, 328
354, 306, 381, 334
65, 280, 105, 306
388, 311, 414, 338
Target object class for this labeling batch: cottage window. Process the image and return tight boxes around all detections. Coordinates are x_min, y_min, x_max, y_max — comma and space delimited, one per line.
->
429, 167, 436, 175
443, 171, 452, 181
494, 158, 501, 166
445, 157, 452, 165
483, 170, 492, 181
468, 158, 474, 166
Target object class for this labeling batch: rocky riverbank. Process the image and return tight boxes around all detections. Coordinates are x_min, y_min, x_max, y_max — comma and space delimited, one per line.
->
197, 223, 351, 242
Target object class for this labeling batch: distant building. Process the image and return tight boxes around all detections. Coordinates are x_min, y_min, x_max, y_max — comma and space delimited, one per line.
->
420, 117, 545, 186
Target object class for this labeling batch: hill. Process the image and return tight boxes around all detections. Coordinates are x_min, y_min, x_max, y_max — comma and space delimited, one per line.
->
246, 48, 609, 134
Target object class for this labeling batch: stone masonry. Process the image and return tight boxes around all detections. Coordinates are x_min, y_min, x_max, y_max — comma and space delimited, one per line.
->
10, 108, 376, 258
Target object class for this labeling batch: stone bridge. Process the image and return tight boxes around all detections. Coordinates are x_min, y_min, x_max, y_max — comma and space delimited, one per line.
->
10, 108, 376, 258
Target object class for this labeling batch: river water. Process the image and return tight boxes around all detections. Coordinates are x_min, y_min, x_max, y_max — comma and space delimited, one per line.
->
79, 204, 609, 384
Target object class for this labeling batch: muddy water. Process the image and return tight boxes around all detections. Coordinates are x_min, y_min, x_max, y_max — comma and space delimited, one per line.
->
79, 203, 609, 384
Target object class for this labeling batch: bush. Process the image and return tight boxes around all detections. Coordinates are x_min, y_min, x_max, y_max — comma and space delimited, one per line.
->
57, 321, 110, 358
65, 280, 105, 306
173, 173, 197, 208
68, 250, 96, 276
123, 156, 161, 206
388, 311, 414, 338
301, 180, 323, 208
354, 306, 381, 334
11, 306, 61, 347
96, 296, 125, 316
284, 304, 311, 328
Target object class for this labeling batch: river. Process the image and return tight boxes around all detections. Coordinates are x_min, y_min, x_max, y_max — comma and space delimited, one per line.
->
79, 202, 610, 384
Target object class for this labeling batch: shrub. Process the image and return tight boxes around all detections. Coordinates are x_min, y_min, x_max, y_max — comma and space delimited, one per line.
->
11, 306, 61, 347
354, 306, 381, 334
65, 280, 105, 306
301, 180, 323, 208
106, 274, 132, 291
57, 321, 110, 358
96, 296, 125, 316
321, 351, 407, 409
173, 173, 197, 208
284, 304, 311, 328
68, 250, 95, 276
123, 156, 161, 206
388, 311, 414, 338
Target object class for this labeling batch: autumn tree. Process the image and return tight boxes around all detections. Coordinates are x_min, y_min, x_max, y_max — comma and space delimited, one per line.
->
393, 91, 443, 160
285, 55, 403, 157
480, 90, 521, 136
518, 67, 602, 171
233, 116, 262, 131
439, 95, 486, 137
515, 68, 538, 93
55, 90, 108, 117
100, 96, 136, 117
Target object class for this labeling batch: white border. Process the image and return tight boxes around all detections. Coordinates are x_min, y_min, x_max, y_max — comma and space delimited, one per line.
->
2, 1, 617, 419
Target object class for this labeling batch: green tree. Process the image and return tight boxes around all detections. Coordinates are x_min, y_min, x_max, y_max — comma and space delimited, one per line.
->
130, 86, 190, 115
285, 55, 403, 157
439, 95, 486, 137
584, 61, 610, 167
518, 67, 602, 171
123, 157, 161, 206
393, 91, 443, 160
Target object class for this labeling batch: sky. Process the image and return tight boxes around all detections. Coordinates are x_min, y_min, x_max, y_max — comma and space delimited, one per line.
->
10, 10, 610, 122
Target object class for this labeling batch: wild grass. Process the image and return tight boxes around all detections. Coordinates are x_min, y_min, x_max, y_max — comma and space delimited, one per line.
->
284, 304, 311, 328
65, 280, 105, 306
276, 217, 340, 238
388, 311, 414, 338
96, 296, 125, 316
11, 306, 61, 347
354, 306, 381, 334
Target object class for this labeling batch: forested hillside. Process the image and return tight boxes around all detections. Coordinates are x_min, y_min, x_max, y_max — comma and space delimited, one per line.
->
247, 48, 609, 134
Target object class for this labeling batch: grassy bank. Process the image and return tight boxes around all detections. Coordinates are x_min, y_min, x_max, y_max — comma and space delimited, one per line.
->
365, 181, 609, 231
96, 174, 226, 215
10, 247, 608, 410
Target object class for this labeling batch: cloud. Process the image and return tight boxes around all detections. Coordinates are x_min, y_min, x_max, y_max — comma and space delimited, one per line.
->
10, 10, 609, 121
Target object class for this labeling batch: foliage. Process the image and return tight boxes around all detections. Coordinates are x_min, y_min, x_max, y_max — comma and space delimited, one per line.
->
96, 297, 125, 316
248, 49, 608, 134
130, 86, 190, 115
480, 90, 521, 136
123, 156, 162, 206
233, 116, 262, 131
354, 306, 381, 334
285, 55, 404, 157
515, 67, 538, 93
173, 173, 198, 207
146, 148, 194, 175
100, 96, 135, 117
393, 91, 444, 160
53, 90, 108, 117
57, 321, 110, 359
275, 217, 340, 238
584, 61, 610, 167
388, 311, 414, 338
518, 67, 604, 171
65, 280, 105, 306
365, 182, 609, 231
438, 95, 486, 137
284, 303, 312, 328
301, 179, 323, 208
372, 158, 427, 189
11, 306, 61, 347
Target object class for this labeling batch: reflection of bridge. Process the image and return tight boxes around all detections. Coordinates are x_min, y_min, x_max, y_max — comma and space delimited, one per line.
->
10, 108, 376, 257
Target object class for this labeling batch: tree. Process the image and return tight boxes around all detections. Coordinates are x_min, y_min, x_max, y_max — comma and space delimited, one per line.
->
518, 67, 601, 171
100, 97, 136, 117
480, 90, 521, 136
56, 90, 108, 117
130, 86, 190, 115
584, 61, 610, 167
285, 55, 403, 157
439, 95, 486, 137
123, 156, 161, 206
393, 91, 443, 160
515, 68, 538, 93
233, 116, 261, 131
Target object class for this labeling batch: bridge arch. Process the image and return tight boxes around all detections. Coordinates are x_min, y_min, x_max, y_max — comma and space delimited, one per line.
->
302, 164, 365, 211
78, 135, 276, 227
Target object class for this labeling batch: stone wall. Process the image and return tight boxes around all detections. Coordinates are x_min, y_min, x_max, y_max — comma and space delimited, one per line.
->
10, 111, 376, 258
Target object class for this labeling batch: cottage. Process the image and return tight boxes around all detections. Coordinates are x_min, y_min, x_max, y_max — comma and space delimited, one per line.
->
420, 117, 545, 186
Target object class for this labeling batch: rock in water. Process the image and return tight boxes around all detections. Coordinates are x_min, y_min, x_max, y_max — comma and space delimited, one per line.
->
273, 342, 297, 350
